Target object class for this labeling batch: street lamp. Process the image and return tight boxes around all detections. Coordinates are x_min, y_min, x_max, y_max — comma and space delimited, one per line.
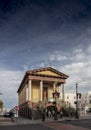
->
52, 90, 60, 120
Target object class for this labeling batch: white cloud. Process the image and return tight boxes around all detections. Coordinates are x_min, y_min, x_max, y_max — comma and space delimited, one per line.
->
50, 45, 91, 93
73, 48, 83, 54
75, 52, 85, 61
0, 69, 24, 109
0, 43, 91, 109
40, 62, 45, 67
23, 64, 29, 71
86, 44, 91, 54
71, 47, 86, 61
48, 51, 67, 61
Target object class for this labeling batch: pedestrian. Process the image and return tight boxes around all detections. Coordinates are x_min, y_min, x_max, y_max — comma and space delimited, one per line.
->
70, 109, 73, 117
10, 111, 14, 122
84, 106, 88, 116
42, 109, 45, 121
60, 110, 63, 118
48, 110, 52, 118
52, 110, 55, 118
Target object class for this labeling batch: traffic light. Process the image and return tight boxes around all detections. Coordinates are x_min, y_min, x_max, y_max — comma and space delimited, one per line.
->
79, 93, 81, 99
74, 101, 77, 104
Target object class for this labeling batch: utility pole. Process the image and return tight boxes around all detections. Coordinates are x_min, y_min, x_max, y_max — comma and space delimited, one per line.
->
76, 83, 80, 119
76, 83, 78, 111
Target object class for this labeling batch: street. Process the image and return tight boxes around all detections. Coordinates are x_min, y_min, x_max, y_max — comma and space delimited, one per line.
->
0, 114, 91, 130
0, 119, 91, 130
0, 124, 54, 130
60, 119, 91, 129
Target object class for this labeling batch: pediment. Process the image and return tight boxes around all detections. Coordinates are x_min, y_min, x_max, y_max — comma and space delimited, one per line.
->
27, 67, 68, 78
36, 70, 61, 77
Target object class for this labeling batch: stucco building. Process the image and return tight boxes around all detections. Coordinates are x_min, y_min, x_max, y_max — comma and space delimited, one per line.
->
65, 93, 76, 108
17, 67, 69, 118
81, 91, 91, 109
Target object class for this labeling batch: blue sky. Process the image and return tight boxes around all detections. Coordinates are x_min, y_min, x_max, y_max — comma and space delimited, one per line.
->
0, 0, 91, 109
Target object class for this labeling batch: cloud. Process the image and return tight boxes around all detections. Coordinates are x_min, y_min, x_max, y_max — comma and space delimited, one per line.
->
0, 69, 24, 109
47, 44, 91, 93
86, 44, 91, 54
48, 51, 68, 62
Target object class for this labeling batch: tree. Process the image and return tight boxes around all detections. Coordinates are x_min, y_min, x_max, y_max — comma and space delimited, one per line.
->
0, 100, 3, 107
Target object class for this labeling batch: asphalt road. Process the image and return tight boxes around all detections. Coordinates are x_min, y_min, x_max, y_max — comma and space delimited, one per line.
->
0, 124, 54, 130
0, 115, 91, 130
60, 119, 91, 129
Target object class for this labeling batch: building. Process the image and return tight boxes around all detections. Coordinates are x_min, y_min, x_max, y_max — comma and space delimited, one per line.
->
65, 93, 81, 109
81, 91, 91, 109
65, 93, 76, 108
17, 67, 69, 118
64, 91, 91, 110
63, 92, 82, 109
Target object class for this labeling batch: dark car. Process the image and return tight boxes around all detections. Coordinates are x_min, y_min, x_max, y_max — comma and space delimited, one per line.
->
88, 108, 91, 112
4, 111, 13, 117
87, 108, 91, 113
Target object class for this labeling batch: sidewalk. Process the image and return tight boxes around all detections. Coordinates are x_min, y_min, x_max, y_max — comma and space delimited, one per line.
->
43, 121, 90, 130
13, 116, 91, 130
0, 115, 91, 130
12, 114, 91, 125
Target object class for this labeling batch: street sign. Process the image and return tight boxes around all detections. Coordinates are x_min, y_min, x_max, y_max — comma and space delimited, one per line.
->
14, 106, 19, 111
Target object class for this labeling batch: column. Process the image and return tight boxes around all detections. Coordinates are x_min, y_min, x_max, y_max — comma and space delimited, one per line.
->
40, 81, 43, 101
28, 80, 32, 101
48, 87, 49, 101
62, 84, 65, 101
26, 84, 28, 101
58, 84, 61, 99
53, 82, 56, 92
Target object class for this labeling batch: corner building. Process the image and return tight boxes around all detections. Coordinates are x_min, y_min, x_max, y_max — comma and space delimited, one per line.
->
17, 67, 69, 118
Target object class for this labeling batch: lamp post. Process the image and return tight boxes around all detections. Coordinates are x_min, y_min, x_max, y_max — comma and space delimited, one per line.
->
52, 90, 60, 120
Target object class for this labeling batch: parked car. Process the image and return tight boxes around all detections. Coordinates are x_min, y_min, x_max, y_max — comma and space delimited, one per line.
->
87, 108, 91, 113
4, 111, 13, 117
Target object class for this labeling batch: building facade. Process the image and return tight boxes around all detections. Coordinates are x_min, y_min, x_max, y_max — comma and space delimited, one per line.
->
81, 91, 91, 109
17, 67, 69, 118
65, 93, 76, 108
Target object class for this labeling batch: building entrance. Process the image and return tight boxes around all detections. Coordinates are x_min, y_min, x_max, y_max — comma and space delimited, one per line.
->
43, 87, 48, 100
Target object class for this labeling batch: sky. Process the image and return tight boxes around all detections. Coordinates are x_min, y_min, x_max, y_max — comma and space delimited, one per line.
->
0, 0, 91, 109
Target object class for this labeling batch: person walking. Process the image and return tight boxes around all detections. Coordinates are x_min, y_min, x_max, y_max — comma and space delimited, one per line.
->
42, 109, 46, 121
60, 110, 63, 118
